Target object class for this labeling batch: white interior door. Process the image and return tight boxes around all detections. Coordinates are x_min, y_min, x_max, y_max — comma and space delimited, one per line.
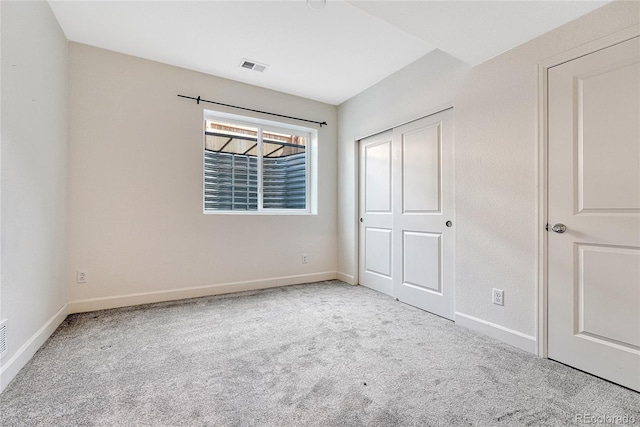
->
359, 131, 394, 296
359, 110, 454, 320
548, 36, 640, 391
392, 111, 454, 320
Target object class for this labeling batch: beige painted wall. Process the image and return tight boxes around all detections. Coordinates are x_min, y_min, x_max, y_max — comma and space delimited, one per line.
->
67, 44, 338, 309
1, 1, 68, 390
337, 1, 639, 344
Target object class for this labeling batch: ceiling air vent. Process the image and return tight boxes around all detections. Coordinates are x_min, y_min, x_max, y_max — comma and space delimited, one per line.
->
240, 58, 268, 73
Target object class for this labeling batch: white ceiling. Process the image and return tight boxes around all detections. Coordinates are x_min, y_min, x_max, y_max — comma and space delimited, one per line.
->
48, 0, 610, 105
347, 1, 611, 66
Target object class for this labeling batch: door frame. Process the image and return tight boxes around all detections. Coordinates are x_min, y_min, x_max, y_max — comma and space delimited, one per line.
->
354, 104, 454, 289
536, 24, 639, 358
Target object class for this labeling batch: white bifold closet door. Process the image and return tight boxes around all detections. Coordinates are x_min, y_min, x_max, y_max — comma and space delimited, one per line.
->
547, 36, 640, 391
359, 109, 454, 320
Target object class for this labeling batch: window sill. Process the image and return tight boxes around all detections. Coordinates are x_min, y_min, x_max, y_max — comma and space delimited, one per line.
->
203, 210, 316, 216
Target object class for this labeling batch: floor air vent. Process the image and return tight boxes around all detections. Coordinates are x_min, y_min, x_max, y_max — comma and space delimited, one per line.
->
0, 320, 6, 357
240, 58, 268, 72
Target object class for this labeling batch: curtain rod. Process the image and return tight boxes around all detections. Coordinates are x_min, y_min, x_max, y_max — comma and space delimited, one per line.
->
177, 94, 327, 127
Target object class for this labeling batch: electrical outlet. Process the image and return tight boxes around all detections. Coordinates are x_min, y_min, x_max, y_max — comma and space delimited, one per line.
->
492, 288, 504, 306
77, 270, 88, 284
302, 254, 309, 264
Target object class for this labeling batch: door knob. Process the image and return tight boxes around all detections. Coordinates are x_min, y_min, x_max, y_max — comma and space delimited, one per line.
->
551, 223, 567, 233
360, 218, 363, 223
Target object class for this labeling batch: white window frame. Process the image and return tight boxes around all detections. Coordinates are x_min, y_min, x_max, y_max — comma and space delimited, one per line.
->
203, 109, 318, 215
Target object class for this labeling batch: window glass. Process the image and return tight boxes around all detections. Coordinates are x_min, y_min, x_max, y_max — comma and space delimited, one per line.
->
204, 118, 310, 213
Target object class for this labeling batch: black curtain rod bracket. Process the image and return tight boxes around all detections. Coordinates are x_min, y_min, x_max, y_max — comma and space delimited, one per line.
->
178, 94, 327, 127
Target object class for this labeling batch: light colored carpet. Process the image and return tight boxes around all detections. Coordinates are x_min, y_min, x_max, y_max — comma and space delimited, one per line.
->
1, 281, 638, 426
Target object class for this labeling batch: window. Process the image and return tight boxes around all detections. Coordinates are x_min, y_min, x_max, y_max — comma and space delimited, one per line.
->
203, 111, 316, 214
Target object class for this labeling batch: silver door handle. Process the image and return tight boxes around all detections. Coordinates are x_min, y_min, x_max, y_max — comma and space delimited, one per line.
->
551, 223, 567, 233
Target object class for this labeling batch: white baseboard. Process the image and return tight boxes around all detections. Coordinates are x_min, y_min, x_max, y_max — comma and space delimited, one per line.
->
336, 272, 356, 285
0, 304, 69, 393
455, 311, 537, 354
68, 271, 338, 314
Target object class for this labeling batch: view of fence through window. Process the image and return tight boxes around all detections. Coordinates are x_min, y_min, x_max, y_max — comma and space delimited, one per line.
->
204, 120, 308, 211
